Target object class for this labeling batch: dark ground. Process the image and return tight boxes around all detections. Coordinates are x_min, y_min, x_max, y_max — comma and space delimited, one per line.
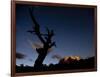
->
16, 56, 95, 73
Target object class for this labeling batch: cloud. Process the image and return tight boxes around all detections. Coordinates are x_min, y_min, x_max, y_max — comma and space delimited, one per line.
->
52, 55, 62, 60
52, 55, 81, 62
16, 52, 26, 59
28, 39, 53, 52
33, 43, 43, 48
28, 39, 43, 49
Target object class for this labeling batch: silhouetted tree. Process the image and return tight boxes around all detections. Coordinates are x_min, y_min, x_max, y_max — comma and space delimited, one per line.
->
27, 7, 56, 70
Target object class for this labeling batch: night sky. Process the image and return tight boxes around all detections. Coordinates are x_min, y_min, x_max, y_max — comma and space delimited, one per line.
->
16, 4, 95, 66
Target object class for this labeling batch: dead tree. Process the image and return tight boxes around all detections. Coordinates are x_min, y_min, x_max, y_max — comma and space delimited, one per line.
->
27, 8, 56, 70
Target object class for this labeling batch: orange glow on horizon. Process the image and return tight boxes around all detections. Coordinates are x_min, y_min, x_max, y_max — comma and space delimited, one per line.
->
64, 56, 81, 61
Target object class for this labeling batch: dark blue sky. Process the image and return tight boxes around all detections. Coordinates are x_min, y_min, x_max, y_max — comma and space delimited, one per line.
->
16, 4, 95, 66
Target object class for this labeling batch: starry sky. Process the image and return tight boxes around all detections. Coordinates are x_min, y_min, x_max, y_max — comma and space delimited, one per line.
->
16, 4, 95, 66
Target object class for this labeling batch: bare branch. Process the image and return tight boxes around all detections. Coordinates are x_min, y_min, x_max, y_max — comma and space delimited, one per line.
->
28, 7, 45, 44
29, 8, 40, 27
49, 42, 56, 48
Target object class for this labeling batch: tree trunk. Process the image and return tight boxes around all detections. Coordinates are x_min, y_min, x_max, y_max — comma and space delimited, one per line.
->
33, 49, 47, 71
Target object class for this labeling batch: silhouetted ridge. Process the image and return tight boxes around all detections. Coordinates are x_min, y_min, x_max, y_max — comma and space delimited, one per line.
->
16, 56, 95, 73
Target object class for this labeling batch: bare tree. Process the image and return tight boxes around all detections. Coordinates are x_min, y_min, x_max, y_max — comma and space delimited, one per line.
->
27, 7, 56, 70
